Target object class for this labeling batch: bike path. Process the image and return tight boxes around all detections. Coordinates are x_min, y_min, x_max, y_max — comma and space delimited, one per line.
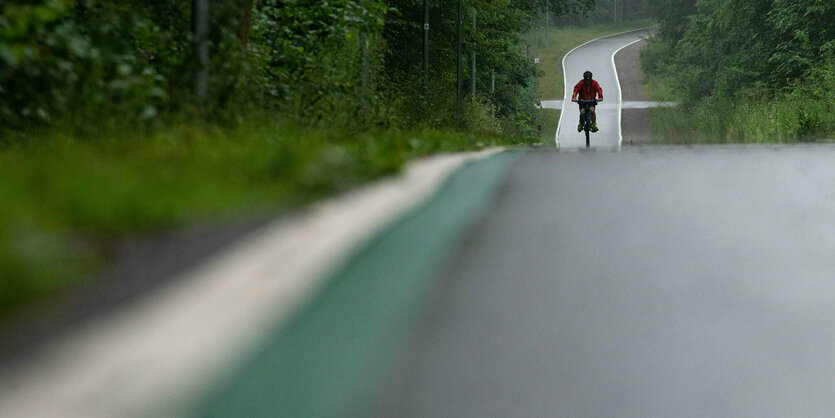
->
556, 29, 654, 149
376, 145, 835, 416
195, 151, 523, 416
199, 145, 835, 416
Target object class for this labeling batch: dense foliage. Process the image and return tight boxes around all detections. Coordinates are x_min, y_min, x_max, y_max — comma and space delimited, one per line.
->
1, 0, 597, 137
641, 0, 835, 140
1, 0, 612, 317
554, 0, 649, 25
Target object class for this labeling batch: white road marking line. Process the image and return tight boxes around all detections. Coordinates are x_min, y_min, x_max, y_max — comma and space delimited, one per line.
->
542, 100, 676, 110
612, 34, 652, 147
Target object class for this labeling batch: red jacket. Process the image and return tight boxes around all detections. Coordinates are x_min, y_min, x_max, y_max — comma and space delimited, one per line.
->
572, 79, 603, 101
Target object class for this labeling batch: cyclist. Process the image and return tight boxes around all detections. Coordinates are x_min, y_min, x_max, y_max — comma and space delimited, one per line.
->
571, 70, 603, 132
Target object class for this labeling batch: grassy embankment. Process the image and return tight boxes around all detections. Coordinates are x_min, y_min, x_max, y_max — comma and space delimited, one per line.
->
645, 77, 835, 144
524, 20, 653, 143
0, 121, 533, 321
642, 54, 835, 143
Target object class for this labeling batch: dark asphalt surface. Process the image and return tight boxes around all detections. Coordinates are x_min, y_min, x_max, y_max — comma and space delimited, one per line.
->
616, 39, 652, 146
378, 145, 835, 416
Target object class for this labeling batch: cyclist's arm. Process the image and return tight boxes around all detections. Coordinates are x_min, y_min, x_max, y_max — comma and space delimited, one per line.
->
595, 82, 603, 101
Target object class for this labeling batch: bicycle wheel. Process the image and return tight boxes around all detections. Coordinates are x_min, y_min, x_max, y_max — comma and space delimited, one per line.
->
584, 113, 590, 147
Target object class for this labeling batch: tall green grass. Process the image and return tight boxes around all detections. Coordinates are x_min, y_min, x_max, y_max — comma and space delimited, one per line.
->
644, 49, 835, 144
0, 119, 532, 319
539, 108, 560, 144
648, 75, 835, 144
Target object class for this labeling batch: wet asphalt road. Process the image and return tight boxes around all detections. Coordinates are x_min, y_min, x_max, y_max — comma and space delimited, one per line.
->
557, 29, 654, 149
378, 145, 835, 416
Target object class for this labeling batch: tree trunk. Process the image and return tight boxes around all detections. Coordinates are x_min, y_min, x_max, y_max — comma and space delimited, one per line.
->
238, 0, 253, 50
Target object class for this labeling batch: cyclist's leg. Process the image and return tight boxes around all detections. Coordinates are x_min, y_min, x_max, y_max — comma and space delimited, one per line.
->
577, 104, 586, 131
589, 105, 599, 132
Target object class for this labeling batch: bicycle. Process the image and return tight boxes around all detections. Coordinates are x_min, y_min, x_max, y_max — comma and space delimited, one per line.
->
573, 99, 601, 148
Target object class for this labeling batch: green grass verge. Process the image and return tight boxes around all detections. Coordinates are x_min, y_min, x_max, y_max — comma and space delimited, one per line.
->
641, 73, 678, 102
648, 99, 835, 144
643, 49, 835, 144
645, 84, 835, 144
539, 108, 560, 145
524, 20, 654, 101
0, 120, 534, 320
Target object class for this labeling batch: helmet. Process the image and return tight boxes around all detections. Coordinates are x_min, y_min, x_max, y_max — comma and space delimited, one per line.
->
583, 71, 593, 80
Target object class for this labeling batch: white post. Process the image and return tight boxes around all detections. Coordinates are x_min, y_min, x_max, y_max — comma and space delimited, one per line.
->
614, 0, 618, 23
192, 0, 209, 103
471, 8, 476, 97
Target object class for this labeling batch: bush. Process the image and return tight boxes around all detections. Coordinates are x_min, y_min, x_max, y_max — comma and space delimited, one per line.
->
649, 57, 835, 143
642, 0, 835, 143
0, 1, 197, 130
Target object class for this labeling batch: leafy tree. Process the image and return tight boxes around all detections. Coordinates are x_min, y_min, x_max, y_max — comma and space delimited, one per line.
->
640, 0, 835, 139
381, 0, 594, 133
642, 0, 834, 102
1, 0, 595, 135
767, 0, 835, 84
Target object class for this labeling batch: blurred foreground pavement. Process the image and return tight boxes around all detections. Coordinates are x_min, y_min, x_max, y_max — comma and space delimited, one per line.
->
210, 144, 835, 416
4, 145, 835, 416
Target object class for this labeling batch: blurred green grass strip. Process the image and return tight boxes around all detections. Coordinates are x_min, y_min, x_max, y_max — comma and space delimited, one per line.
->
0, 121, 532, 319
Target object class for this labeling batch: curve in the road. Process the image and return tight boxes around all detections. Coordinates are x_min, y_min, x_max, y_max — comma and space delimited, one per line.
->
611, 34, 652, 147
556, 28, 654, 149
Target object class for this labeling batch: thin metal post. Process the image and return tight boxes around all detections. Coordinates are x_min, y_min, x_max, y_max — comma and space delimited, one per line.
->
457, 0, 463, 126
491, 70, 495, 93
423, 0, 429, 100
360, 32, 369, 92
614, 0, 618, 23
360, 31, 369, 117
471, 7, 476, 97
193, 0, 209, 103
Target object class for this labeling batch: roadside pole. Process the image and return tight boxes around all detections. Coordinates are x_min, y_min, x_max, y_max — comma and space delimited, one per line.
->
456, 0, 463, 126
192, 0, 209, 104
360, 31, 369, 115
614, 0, 618, 23
471, 8, 476, 97
360, 0, 370, 106
424, 0, 429, 101
534, 56, 540, 99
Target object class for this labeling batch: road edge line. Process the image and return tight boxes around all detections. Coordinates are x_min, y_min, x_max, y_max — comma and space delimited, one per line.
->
612, 34, 652, 148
